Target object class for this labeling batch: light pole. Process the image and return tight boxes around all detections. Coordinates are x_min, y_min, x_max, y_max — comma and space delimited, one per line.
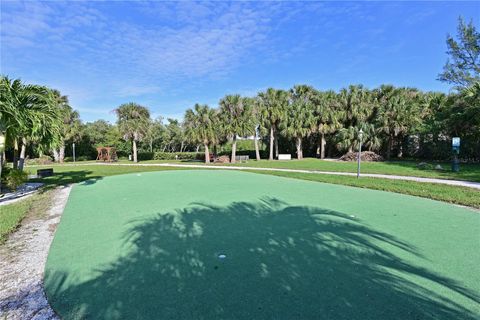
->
357, 129, 363, 178
72, 143, 76, 163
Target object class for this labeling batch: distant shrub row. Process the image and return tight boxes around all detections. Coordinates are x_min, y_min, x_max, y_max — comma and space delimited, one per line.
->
152, 152, 203, 161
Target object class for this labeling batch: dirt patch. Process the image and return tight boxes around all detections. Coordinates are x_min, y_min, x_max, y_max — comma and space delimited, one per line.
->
0, 185, 72, 320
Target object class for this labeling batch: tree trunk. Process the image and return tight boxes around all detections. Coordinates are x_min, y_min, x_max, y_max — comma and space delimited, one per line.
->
348, 145, 353, 153
59, 143, 65, 163
320, 133, 326, 159
397, 135, 403, 158
196, 145, 200, 153
150, 140, 153, 153
296, 137, 303, 160
133, 140, 138, 163
52, 149, 60, 163
386, 136, 393, 160
269, 126, 274, 160
274, 130, 279, 159
204, 144, 210, 164
18, 137, 27, 171
254, 127, 261, 161
13, 139, 19, 169
231, 135, 237, 163
0, 153, 3, 193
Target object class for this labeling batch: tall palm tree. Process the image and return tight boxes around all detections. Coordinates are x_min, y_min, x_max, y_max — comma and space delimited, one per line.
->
312, 90, 342, 159
244, 97, 262, 161
115, 103, 151, 163
219, 94, 254, 163
282, 85, 316, 159
50, 90, 81, 164
376, 87, 420, 159
337, 85, 375, 152
257, 88, 289, 160
184, 104, 218, 163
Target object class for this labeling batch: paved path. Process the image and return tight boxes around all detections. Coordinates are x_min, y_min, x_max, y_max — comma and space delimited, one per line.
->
75, 162, 480, 190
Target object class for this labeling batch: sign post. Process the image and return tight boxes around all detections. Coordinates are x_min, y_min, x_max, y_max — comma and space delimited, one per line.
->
452, 137, 460, 172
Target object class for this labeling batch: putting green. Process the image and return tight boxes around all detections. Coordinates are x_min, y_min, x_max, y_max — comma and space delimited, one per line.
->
45, 170, 480, 320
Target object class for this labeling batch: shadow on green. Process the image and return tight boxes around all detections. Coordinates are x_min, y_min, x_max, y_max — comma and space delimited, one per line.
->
45, 198, 479, 319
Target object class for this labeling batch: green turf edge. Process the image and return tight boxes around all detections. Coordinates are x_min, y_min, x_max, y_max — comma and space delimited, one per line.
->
246, 170, 480, 209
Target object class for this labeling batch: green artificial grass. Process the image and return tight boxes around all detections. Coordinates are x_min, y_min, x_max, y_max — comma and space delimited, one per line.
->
45, 170, 480, 319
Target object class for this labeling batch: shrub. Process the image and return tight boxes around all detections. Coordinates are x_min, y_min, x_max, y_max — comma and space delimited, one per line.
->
3, 168, 28, 191
25, 155, 53, 165
64, 156, 91, 162
137, 152, 155, 161
153, 152, 203, 161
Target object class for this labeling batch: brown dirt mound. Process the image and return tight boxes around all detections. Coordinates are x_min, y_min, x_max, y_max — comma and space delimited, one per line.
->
214, 155, 230, 163
339, 151, 384, 162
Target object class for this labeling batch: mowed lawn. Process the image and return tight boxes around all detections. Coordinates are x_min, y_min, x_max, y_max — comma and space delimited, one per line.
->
180, 158, 480, 182
44, 170, 480, 320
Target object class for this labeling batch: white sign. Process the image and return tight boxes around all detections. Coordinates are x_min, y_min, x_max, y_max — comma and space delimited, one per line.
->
452, 137, 460, 147
278, 154, 291, 160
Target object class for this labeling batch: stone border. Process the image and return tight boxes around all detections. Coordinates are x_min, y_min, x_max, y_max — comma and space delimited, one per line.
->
0, 185, 72, 320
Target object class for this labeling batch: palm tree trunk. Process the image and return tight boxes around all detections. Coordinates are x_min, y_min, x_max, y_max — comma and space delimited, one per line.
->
59, 143, 65, 163
269, 126, 274, 161
386, 136, 393, 160
320, 133, 326, 159
274, 130, 279, 159
133, 140, 138, 163
0, 153, 3, 194
52, 149, 60, 162
13, 139, 19, 169
296, 137, 303, 160
254, 126, 261, 161
204, 144, 210, 164
18, 137, 27, 171
231, 135, 237, 163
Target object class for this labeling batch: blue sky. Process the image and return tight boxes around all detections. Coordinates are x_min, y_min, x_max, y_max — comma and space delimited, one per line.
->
1, 1, 479, 122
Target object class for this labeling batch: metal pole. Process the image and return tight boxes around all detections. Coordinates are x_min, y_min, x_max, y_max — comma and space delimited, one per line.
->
73, 143, 76, 163
357, 130, 363, 179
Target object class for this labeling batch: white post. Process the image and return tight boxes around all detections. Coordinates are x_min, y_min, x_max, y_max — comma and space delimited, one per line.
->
357, 129, 363, 179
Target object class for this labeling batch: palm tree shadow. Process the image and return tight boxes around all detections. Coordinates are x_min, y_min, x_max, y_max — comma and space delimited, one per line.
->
44, 198, 479, 319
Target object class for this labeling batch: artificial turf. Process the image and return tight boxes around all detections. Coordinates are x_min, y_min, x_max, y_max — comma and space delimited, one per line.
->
44, 170, 480, 320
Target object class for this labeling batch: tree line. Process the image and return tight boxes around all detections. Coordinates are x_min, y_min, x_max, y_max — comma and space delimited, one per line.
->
1, 17, 478, 170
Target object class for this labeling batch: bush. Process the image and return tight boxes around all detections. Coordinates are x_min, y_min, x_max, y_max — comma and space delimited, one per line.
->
64, 156, 91, 162
25, 155, 53, 165
137, 152, 155, 161
218, 150, 269, 159
2, 168, 28, 191
153, 152, 203, 161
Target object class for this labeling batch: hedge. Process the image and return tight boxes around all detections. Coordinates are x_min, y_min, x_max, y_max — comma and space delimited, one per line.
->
153, 152, 203, 161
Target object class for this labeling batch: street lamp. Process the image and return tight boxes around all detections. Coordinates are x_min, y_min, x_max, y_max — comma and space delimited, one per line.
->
357, 129, 363, 178
72, 143, 76, 163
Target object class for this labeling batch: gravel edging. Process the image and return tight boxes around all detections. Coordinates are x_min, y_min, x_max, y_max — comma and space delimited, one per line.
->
0, 185, 72, 320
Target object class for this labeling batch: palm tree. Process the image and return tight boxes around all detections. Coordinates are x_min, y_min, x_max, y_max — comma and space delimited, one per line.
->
337, 85, 375, 152
115, 103, 151, 163
0, 77, 62, 172
184, 104, 218, 163
312, 90, 342, 159
49, 90, 81, 164
219, 94, 254, 163
244, 97, 262, 161
376, 87, 421, 159
282, 85, 316, 159
257, 88, 289, 160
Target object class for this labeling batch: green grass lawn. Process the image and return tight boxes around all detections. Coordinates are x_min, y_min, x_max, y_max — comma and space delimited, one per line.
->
51, 158, 480, 182
45, 170, 480, 319
196, 158, 480, 182
0, 190, 53, 243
